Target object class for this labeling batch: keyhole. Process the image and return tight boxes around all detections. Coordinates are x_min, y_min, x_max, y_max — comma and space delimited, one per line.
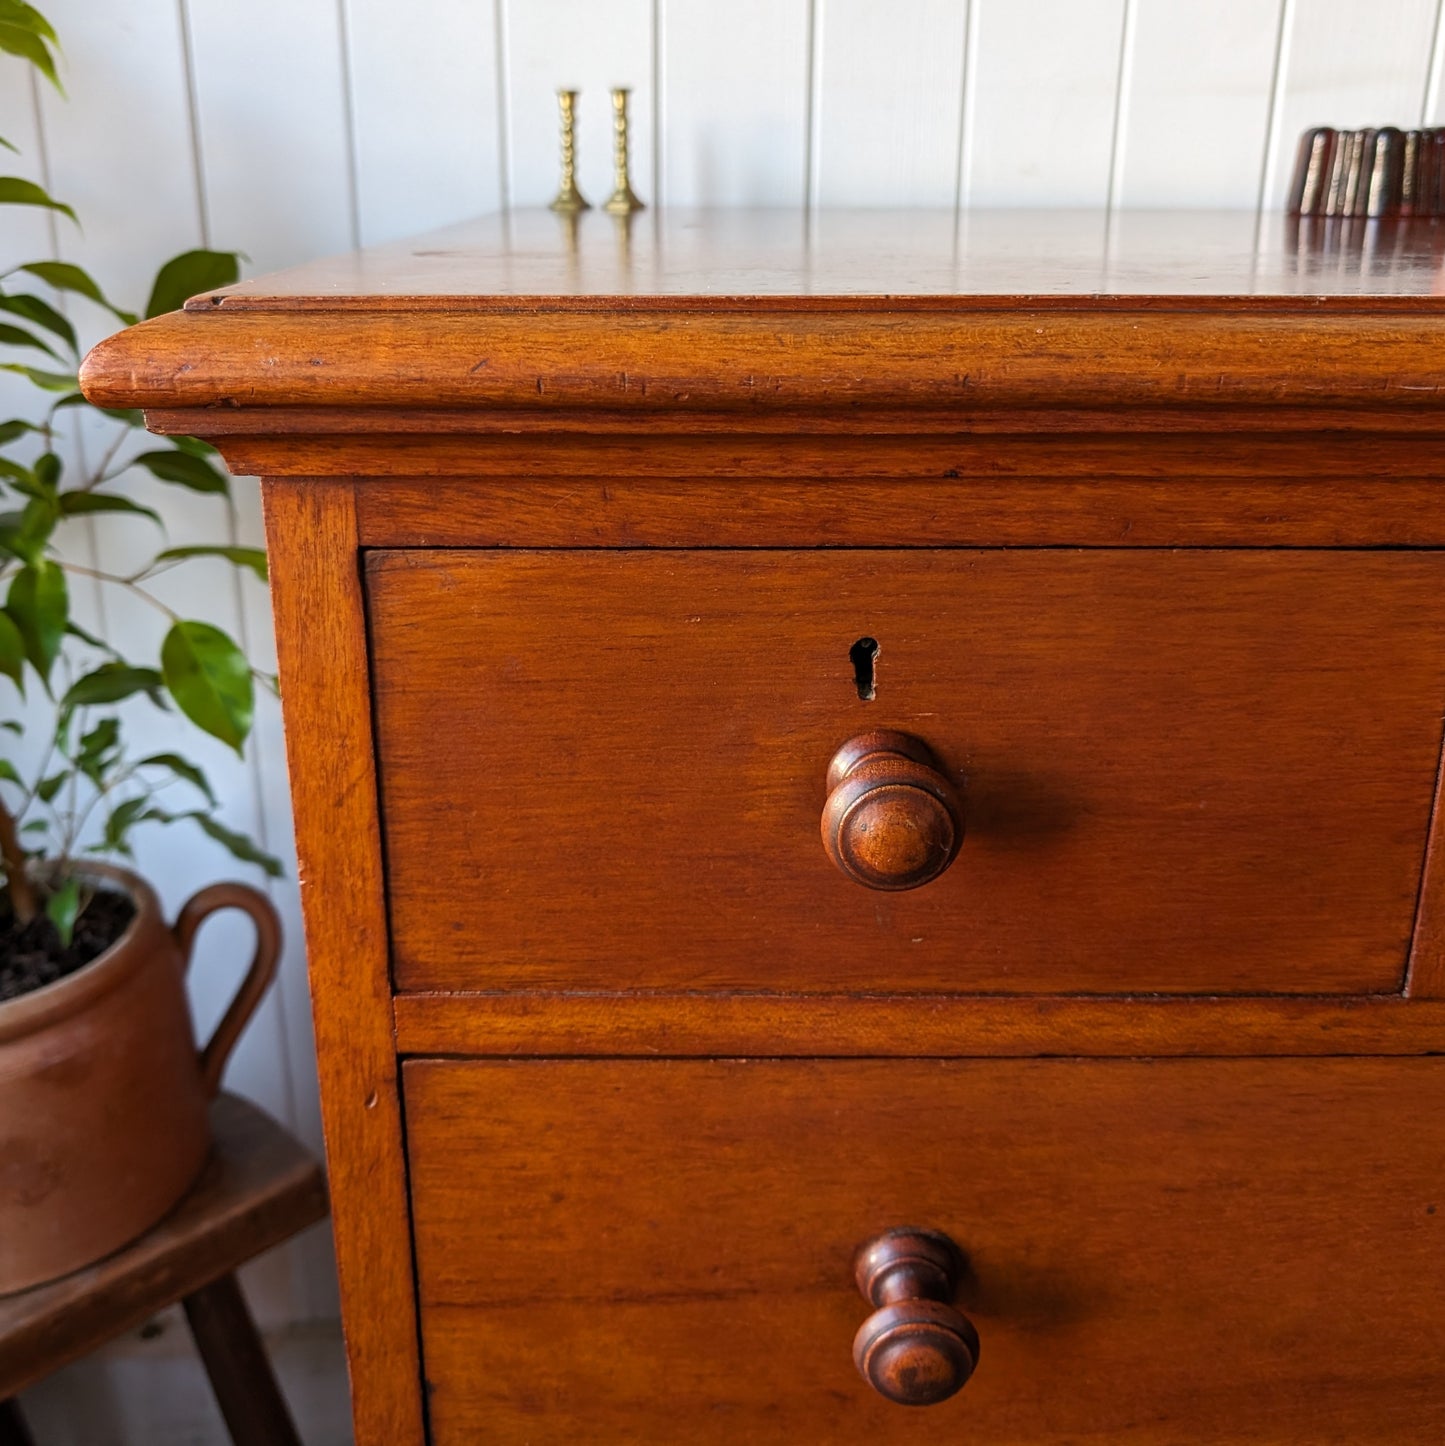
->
850, 637, 880, 701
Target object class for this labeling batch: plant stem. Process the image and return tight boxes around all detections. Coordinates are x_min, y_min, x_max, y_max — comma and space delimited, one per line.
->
85, 426, 131, 490
0, 792, 37, 923
58, 563, 182, 622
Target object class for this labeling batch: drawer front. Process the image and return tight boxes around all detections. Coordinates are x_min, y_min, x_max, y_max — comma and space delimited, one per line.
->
368, 549, 1445, 994
406, 1057, 1445, 1444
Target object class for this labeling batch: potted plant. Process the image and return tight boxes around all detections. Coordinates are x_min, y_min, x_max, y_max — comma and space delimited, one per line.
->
0, 4, 282, 1293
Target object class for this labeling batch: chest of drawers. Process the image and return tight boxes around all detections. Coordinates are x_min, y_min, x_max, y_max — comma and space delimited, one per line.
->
82, 209, 1445, 1443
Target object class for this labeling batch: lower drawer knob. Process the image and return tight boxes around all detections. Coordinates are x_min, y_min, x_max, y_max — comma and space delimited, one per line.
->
822, 731, 962, 891
853, 1228, 979, 1407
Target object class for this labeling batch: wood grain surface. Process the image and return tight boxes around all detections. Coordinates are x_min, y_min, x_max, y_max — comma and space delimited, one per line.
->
350, 474, 1445, 549
130, 210, 1445, 1445
77, 306, 1445, 424
173, 210, 1445, 309
405, 1057, 1445, 1444
368, 548, 1445, 995
260, 482, 424, 1446
390, 992, 1445, 1058
75, 212, 1445, 443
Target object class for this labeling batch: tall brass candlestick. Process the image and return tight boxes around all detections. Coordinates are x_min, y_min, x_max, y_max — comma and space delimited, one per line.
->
549, 89, 590, 212
604, 86, 645, 214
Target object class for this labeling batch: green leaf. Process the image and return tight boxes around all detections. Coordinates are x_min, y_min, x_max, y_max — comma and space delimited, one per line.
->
0, 417, 39, 445
1, 493, 60, 560
0, 21, 62, 94
131, 448, 229, 495
59, 491, 162, 525
0, 293, 76, 353
0, 177, 74, 224
62, 663, 164, 711
0, 136, 17, 156
7, 559, 66, 683
64, 618, 116, 655
8, 464, 57, 505
136, 751, 215, 806
35, 770, 64, 802
76, 715, 120, 785
0, 320, 62, 361
1, 361, 78, 391
101, 406, 143, 426
154, 545, 266, 582
0, 3, 58, 44
0, 607, 24, 691
12, 261, 132, 322
145, 250, 241, 319
161, 620, 252, 754
0, 510, 27, 562
45, 876, 79, 946
30, 450, 58, 493
0, 757, 20, 785
78, 716, 119, 757
186, 811, 281, 877
100, 796, 153, 857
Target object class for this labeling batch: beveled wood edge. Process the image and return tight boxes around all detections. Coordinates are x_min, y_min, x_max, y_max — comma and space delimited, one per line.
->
187, 292, 1445, 315
80, 308, 1445, 417
261, 481, 425, 1446
390, 992, 1445, 1058
1406, 706, 1445, 996
142, 408, 1445, 448
345, 477, 1445, 549
0, 1093, 328, 1400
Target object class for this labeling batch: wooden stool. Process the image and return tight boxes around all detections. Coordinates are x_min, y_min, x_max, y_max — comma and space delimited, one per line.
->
0, 1093, 329, 1446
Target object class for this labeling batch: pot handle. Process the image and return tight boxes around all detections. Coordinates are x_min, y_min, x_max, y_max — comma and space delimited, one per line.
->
172, 883, 283, 1098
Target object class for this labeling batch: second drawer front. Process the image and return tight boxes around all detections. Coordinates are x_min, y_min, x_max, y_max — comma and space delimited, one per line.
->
406, 1057, 1445, 1444
368, 548, 1445, 994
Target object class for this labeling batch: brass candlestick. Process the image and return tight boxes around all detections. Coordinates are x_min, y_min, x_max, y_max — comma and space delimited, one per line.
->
603, 87, 645, 214
549, 89, 589, 213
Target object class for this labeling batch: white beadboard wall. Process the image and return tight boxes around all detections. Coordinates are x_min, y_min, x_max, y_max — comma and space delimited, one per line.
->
6, 0, 1445, 1437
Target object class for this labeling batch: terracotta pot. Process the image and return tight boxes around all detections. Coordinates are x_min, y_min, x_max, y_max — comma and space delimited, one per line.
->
0, 863, 281, 1295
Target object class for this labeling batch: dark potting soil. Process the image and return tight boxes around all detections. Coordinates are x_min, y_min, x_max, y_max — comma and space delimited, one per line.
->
0, 888, 136, 1005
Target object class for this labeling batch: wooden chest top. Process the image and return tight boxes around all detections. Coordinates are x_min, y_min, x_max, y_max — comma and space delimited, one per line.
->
81, 208, 1445, 451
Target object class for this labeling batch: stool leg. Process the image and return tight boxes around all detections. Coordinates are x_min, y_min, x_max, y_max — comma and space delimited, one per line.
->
182, 1274, 303, 1446
0, 1400, 35, 1446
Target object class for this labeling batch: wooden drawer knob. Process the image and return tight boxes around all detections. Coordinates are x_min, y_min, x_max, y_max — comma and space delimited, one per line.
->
853, 1228, 979, 1407
821, 730, 962, 891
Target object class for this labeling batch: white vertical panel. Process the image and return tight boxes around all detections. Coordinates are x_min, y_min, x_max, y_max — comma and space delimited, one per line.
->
503, 0, 654, 210
965, 0, 1126, 207
1268, 0, 1439, 205
0, 60, 53, 271
0, 60, 54, 461
34, 1, 278, 1138
0, 61, 84, 789
183, 0, 358, 1326
185, 0, 357, 268
34, 9, 199, 301
660, 0, 811, 205
346, 0, 504, 243
1419, 0, 1445, 120
812, 0, 966, 206
36, 1, 336, 1331
1119, 0, 1284, 208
